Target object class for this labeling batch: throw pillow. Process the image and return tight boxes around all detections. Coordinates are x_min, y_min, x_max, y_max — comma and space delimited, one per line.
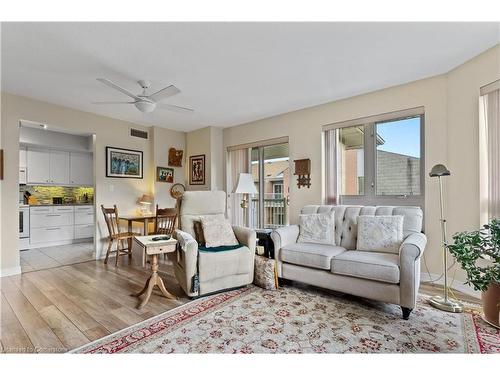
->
357, 215, 404, 253
297, 212, 335, 245
253, 255, 279, 290
200, 214, 239, 248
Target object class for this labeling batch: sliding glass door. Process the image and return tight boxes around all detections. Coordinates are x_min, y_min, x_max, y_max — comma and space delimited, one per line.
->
228, 142, 289, 229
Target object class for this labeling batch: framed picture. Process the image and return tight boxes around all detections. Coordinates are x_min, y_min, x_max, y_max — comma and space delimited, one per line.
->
168, 147, 183, 167
189, 154, 205, 185
157, 166, 174, 183
106, 146, 143, 179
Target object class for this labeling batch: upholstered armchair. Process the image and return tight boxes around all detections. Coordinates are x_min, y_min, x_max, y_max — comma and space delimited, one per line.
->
170, 191, 256, 297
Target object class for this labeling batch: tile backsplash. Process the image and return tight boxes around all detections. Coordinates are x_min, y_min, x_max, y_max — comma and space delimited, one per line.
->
20, 185, 94, 205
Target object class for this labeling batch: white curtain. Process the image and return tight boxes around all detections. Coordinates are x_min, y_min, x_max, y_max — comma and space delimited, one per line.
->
227, 149, 249, 226
324, 129, 338, 205
484, 89, 500, 219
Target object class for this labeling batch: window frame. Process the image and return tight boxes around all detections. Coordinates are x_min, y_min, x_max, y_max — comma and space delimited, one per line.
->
323, 108, 425, 209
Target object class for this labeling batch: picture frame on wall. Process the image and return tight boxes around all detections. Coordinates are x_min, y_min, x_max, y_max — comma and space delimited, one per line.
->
106, 146, 143, 179
168, 147, 183, 167
157, 166, 174, 183
189, 154, 205, 185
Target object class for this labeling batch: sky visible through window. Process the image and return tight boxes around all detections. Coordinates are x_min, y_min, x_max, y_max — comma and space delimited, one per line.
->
376, 117, 420, 158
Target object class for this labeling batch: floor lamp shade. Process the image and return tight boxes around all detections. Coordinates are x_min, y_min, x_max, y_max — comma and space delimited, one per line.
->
233, 173, 258, 195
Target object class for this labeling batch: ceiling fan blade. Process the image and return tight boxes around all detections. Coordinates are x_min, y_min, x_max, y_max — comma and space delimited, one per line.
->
96, 78, 141, 101
157, 103, 194, 113
91, 101, 136, 105
148, 85, 181, 102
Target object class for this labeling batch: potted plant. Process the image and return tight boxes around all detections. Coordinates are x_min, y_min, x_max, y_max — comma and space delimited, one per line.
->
447, 218, 500, 328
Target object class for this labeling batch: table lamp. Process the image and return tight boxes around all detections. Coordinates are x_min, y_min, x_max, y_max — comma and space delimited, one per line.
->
428, 164, 463, 313
233, 173, 257, 226
138, 194, 153, 216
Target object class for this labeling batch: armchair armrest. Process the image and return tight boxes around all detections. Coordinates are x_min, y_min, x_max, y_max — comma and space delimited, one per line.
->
232, 226, 256, 252
173, 229, 199, 277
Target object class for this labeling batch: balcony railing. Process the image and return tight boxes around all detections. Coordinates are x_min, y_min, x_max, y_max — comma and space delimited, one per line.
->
250, 193, 288, 229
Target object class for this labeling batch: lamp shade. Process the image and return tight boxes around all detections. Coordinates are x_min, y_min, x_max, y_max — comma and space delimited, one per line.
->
139, 194, 153, 204
233, 173, 258, 194
429, 164, 450, 177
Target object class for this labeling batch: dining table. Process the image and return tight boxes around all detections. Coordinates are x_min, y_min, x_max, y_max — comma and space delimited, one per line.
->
119, 213, 157, 236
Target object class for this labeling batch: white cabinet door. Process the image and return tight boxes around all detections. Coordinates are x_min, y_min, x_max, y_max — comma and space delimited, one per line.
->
27, 148, 50, 184
19, 147, 27, 168
49, 150, 70, 184
70, 153, 93, 185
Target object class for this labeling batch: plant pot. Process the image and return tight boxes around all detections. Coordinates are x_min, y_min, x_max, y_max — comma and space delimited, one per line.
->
481, 282, 500, 329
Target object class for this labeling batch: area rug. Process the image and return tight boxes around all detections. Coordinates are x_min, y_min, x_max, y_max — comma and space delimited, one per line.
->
71, 285, 499, 354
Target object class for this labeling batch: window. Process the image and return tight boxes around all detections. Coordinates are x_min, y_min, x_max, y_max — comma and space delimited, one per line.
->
338, 125, 364, 196
376, 117, 421, 196
273, 182, 283, 198
324, 108, 424, 208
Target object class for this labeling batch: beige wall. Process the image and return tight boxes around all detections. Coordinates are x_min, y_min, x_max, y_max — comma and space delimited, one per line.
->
0, 93, 186, 274
185, 126, 223, 191
223, 45, 500, 280
151, 126, 186, 209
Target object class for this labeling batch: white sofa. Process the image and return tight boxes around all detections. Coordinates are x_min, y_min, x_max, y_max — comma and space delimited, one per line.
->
171, 191, 256, 297
271, 205, 426, 319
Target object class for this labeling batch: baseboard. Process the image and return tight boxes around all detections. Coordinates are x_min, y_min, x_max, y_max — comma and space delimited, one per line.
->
420, 272, 481, 299
0, 266, 22, 278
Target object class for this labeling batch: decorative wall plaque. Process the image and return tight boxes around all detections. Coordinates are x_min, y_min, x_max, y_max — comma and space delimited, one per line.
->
293, 158, 311, 188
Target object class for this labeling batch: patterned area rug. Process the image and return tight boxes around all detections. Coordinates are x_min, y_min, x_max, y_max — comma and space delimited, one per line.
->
72, 285, 499, 353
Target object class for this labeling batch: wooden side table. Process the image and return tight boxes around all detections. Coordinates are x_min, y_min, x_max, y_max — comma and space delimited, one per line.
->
133, 235, 178, 309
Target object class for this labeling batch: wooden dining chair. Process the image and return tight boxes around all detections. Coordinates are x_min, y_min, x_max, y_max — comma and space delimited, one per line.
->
101, 205, 140, 266
154, 205, 177, 236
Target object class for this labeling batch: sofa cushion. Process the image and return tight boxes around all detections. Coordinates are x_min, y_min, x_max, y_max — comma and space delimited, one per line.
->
330, 250, 400, 284
281, 242, 346, 270
199, 246, 253, 282
357, 215, 404, 254
200, 214, 239, 247
297, 212, 335, 245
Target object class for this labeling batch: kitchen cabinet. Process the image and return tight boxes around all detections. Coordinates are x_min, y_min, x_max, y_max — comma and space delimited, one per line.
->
19, 147, 27, 168
70, 152, 93, 185
49, 150, 70, 184
29, 205, 94, 246
26, 147, 92, 186
26, 148, 51, 184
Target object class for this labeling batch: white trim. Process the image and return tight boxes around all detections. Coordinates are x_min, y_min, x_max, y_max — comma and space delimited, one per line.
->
322, 106, 425, 131
420, 272, 481, 299
226, 136, 289, 152
0, 266, 22, 277
480, 79, 500, 96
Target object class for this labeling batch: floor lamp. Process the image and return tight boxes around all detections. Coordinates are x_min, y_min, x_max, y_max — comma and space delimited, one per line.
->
233, 173, 258, 228
428, 164, 463, 313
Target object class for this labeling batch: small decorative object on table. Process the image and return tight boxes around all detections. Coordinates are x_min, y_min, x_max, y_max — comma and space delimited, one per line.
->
168, 147, 183, 167
156, 166, 174, 183
294, 158, 311, 188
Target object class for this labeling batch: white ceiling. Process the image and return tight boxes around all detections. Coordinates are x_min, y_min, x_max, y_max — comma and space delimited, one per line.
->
2, 22, 499, 132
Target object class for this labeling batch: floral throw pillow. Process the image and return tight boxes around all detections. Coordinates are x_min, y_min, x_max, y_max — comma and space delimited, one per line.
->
357, 215, 404, 253
199, 214, 239, 248
297, 212, 335, 245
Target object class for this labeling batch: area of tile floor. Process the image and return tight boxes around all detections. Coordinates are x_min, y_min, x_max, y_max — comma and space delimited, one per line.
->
20, 242, 95, 272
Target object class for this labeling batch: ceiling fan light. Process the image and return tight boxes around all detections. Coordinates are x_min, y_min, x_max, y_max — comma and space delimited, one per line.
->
135, 101, 156, 113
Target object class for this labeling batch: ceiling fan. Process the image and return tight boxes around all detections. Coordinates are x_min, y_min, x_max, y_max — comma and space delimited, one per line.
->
93, 78, 193, 114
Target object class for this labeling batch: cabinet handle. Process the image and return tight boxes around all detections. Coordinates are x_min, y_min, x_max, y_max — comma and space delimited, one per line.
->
46, 227, 61, 230
46, 214, 61, 217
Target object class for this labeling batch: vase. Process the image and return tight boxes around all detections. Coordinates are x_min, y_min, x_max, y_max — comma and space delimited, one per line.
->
481, 282, 500, 329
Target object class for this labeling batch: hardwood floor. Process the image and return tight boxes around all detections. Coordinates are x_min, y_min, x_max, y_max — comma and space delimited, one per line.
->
1, 257, 189, 353
1, 258, 481, 353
